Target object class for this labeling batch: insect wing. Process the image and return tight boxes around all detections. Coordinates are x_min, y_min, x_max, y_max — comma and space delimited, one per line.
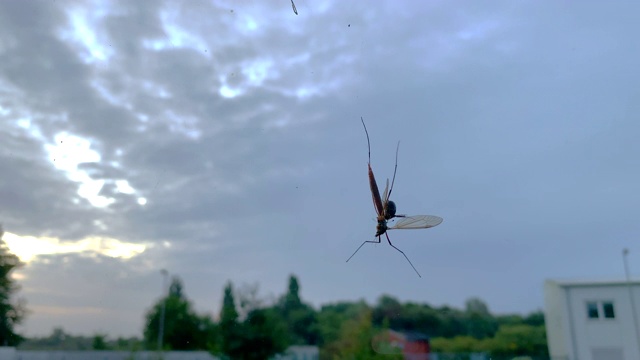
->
369, 165, 384, 217
390, 215, 443, 229
382, 178, 389, 205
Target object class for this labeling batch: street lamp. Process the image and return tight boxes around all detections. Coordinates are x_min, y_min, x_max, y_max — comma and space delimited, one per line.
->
158, 269, 169, 353
623, 249, 640, 358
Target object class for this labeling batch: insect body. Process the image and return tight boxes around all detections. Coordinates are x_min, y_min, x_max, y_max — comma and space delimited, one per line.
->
346, 117, 443, 278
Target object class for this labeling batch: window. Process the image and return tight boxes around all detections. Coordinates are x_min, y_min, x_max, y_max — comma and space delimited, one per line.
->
587, 301, 615, 320
603, 302, 615, 319
587, 302, 599, 319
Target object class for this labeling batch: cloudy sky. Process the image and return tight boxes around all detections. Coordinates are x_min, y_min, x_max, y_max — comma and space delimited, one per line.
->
1, 0, 639, 338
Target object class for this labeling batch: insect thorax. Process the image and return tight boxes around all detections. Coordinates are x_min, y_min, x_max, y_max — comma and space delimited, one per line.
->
376, 220, 387, 237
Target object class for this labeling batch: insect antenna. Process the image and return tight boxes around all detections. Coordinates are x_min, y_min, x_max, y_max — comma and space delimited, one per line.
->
387, 141, 400, 201
385, 233, 421, 278
360, 117, 371, 165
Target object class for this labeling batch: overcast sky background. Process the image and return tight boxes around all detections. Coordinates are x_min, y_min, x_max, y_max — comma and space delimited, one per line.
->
1, 0, 639, 338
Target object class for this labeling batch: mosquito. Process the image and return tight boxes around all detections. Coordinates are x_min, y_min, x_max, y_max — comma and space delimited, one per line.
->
346, 117, 443, 278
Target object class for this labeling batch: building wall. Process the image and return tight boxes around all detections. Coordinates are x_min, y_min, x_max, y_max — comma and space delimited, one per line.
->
544, 280, 570, 359
544, 280, 640, 360
567, 285, 640, 360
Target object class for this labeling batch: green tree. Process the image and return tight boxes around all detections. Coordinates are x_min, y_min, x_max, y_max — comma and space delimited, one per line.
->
18, 327, 92, 350
524, 310, 545, 327
277, 275, 319, 345
464, 297, 498, 339
371, 296, 448, 339
318, 300, 369, 351
237, 308, 288, 360
218, 281, 242, 359
283, 275, 301, 308
114, 336, 143, 351
326, 309, 400, 360
143, 276, 212, 350
484, 324, 548, 357
216, 281, 287, 360
435, 305, 466, 338
464, 298, 490, 315
18, 329, 143, 351
92, 333, 108, 350
431, 336, 482, 353
403, 303, 442, 336
0, 225, 26, 346
496, 314, 525, 327
371, 295, 402, 327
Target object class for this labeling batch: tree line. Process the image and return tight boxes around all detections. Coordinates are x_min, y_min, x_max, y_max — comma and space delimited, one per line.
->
18, 275, 548, 359
0, 228, 547, 359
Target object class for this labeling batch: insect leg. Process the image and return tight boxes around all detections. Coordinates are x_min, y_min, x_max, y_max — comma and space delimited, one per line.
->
346, 236, 381, 263
385, 232, 421, 278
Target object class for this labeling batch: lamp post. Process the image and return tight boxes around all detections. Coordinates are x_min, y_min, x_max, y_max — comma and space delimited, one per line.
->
158, 269, 169, 353
623, 249, 640, 358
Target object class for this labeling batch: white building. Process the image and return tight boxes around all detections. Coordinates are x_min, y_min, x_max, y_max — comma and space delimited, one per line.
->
544, 278, 640, 360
